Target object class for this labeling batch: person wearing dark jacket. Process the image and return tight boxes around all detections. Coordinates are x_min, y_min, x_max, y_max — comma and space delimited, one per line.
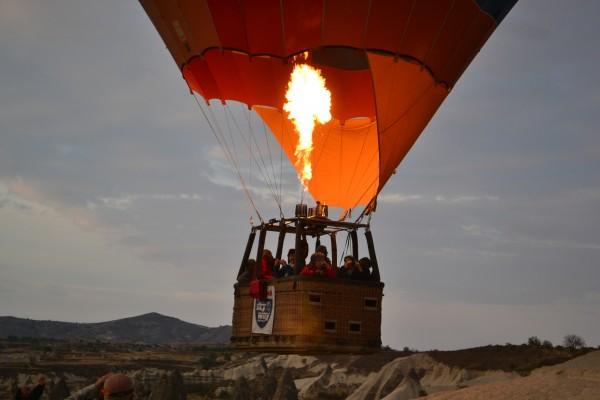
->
356, 257, 373, 281
275, 248, 295, 278
15, 377, 45, 400
237, 259, 257, 284
337, 255, 357, 279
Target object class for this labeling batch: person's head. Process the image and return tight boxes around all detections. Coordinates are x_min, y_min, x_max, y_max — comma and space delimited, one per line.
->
343, 255, 355, 269
316, 245, 328, 256
262, 249, 273, 260
15, 387, 30, 400
287, 248, 296, 265
262, 249, 274, 268
314, 254, 327, 270
102, 374, 134, 400
359, 257, 371, 270
309, 253, 324, 267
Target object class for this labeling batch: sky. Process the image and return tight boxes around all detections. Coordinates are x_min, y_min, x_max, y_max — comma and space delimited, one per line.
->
1, 0, 599, 350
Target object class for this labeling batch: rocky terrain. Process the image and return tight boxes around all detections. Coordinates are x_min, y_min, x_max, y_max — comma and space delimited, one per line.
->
1, 339, 598, 399
422, 351, 600, 400
0, 313, 231, 344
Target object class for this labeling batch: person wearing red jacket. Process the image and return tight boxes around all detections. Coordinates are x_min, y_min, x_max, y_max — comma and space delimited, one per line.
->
260, 249, 275, 280
300, 253, 336, 278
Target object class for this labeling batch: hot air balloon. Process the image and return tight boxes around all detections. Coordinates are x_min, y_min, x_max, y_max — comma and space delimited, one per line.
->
140, 0, 517, 352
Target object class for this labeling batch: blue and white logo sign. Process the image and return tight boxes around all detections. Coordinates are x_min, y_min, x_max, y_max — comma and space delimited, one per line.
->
252, 285, 275, 334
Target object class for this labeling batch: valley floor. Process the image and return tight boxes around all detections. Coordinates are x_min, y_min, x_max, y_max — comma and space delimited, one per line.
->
1, 339, 598, 399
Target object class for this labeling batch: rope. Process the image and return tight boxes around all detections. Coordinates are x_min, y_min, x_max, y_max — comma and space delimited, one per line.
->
339, 231, 352, 266
226, 107, 275, 195
192, 95, 263, 223
226, 106, 284, 217
279, 113, 284, 211
260, 115, 281, 207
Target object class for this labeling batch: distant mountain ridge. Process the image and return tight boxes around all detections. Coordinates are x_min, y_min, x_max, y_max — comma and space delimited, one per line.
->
0, 312, 231, 345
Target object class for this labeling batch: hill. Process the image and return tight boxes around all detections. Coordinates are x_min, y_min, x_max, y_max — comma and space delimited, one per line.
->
0, 312, 231, 344
428, 343, 592, 374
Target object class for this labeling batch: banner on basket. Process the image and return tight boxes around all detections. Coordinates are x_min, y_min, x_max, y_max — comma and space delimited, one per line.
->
251, 285, 275, 334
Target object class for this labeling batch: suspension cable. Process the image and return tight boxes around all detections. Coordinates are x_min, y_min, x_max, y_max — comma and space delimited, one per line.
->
260, 114, 281, 207
225, 106, 284, 217
192, 95, 263, 223
250, 108, 283, 213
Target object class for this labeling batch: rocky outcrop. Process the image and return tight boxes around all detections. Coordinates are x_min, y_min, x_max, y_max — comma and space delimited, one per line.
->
48, 378, 71, 400
347, 354, 429, 400
421, 351, 600, 400
233, 376, 251, 400
148, 370, 186, 400
380, 375, 422, 400
231, 368, 280, 400
348, 353, 517, 400
3, 351, 598, 400
273, 369, 298, 400
298, 364, 368, 400
533, 349, 600, 380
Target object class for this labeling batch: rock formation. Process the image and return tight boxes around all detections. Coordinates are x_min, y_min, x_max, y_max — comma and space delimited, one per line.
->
48, 378, 71, 400
149, 370, 186, 400
272, 369, 298, 400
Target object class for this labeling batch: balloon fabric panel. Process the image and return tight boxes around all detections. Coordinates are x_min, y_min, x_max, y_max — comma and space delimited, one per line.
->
140, 0, 518, 210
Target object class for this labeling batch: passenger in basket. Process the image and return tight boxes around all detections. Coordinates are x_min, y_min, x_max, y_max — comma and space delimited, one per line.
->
301, 253, 336, 278
300, 253, 318, 276
261, 249, 275, 279
355, 257, 373, 281
15, 376, 45, 400
237, 259, 256, 284
316, 244, 332, 265
337, 255, 357, 279
321, 256, 337, 279
293, 237, 309, 274
275, 248, 295, 278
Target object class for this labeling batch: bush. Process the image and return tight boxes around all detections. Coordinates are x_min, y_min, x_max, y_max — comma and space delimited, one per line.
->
199, 352, 218, 369
542, 340, 553, 348
527, 336, 541, 346
563, 334, 586, 350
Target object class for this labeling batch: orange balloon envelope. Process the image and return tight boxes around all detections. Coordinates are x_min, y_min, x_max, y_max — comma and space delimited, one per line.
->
140, 0, 517, 210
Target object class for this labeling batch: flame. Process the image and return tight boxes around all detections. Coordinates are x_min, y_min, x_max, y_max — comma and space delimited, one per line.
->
284, 64, 332, 190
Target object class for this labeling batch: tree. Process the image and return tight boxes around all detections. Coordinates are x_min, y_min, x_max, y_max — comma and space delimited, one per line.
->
542, 340, 553, 348
527, 336, 541, 346
563, 334, 586, 350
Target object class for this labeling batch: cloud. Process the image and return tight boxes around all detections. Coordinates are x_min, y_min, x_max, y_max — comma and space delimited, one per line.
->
461, 224, 503, 240
0, 180, 51, 214
204, 145, 303, 208
379, 193, 498, 205
377, 194, 423, 203
423, 246, 516, 258
382, 289, 600, 350
88, 193, 204, 211
518, 237, 600, 252
460, 223, 600, 252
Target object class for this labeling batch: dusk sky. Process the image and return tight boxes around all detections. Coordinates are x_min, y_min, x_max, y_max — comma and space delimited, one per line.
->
1, 0, 599, 350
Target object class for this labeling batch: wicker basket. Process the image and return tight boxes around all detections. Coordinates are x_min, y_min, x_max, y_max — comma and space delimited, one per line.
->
232, 276, 383, 353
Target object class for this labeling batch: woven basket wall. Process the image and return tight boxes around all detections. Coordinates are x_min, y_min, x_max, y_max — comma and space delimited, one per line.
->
232, 277, 383, 352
